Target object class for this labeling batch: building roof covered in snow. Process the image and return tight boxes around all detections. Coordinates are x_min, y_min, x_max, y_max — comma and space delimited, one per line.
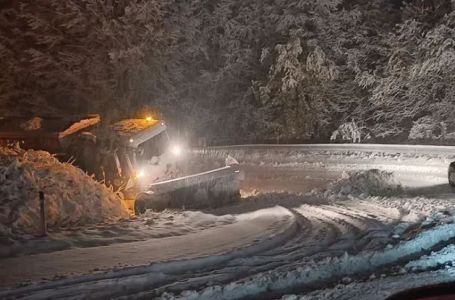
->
0, 115, 100, 137
110, 118, 166, 148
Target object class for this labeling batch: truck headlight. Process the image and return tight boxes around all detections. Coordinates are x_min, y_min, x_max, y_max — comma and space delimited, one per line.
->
136, 169, 146, 179
170, 144, 182, 157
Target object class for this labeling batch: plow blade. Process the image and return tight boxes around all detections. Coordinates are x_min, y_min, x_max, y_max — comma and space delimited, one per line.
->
134, 166, 240, 213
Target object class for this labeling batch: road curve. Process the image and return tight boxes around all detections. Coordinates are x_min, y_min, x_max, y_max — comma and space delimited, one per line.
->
1, 144, 454, 299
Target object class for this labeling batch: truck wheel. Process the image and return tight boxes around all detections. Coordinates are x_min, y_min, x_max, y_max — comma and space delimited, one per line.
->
134, 198, 147, 215
449, 162, 455, 187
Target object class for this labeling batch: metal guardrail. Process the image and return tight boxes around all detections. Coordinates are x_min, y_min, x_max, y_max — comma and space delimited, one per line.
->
202, 144, 455, 156
148, 166, 238, 193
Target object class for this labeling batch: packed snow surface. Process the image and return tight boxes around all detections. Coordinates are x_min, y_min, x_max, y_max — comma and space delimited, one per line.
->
0, 210, 238, 258
3, 144, 455, 300
0, 147, 128, 238
0, 206, 294, 289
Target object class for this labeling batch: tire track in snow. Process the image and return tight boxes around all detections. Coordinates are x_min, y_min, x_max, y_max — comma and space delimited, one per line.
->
1, 199, 397, 299
149, 199, 414, 299
11, 200, 402, 300
0, 207, 300, 299
3, 144, 452, 299
136, 203, 398, 299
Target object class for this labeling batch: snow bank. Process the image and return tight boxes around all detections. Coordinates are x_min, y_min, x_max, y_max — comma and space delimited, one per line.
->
294, 268, 455, 300
406, 244, 455, 272
0, 147, 128, 237
322, 169, 403, 198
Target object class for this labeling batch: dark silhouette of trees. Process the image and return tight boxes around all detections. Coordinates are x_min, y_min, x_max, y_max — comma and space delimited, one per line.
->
1, 0, 454, 143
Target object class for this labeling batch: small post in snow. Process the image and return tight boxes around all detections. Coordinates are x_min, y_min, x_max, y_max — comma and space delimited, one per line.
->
39, 191, 47, 237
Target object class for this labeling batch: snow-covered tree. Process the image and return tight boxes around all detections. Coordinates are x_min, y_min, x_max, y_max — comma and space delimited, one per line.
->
2, 0, 454, 144
368, 2, 455, 138
0, 0, 176, 117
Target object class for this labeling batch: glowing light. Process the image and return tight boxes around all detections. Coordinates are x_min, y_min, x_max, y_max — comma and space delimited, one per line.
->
129, 138, 134, 143
136, 169, 146, 179
171, 144, 182, 156
146, 116, 153, 122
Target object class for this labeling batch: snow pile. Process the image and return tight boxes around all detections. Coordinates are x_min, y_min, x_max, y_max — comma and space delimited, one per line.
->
322, 169, 403, 198
406, 244, 455, 272
293, 269, 455, 300
0, 147, 128, 237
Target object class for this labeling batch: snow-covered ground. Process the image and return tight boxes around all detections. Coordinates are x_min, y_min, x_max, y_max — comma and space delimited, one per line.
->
3, 144, 455, 299
0, 206, 294, 289
0, 210, 237, 258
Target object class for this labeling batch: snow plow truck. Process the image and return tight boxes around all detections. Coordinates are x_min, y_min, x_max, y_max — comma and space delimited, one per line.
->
0, 114, 240, 214
449, 163, 455, 187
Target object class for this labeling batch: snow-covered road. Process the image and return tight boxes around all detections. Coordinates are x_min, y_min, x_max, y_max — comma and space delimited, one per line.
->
0, 206, 295, 287
2, 144, 455, 299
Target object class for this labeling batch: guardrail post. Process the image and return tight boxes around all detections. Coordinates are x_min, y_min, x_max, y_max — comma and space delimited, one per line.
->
39, 191, 47, 237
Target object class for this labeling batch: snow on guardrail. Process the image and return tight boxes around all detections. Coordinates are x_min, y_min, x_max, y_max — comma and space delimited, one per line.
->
203, 144, 455, 155
195, 144, 455, 167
